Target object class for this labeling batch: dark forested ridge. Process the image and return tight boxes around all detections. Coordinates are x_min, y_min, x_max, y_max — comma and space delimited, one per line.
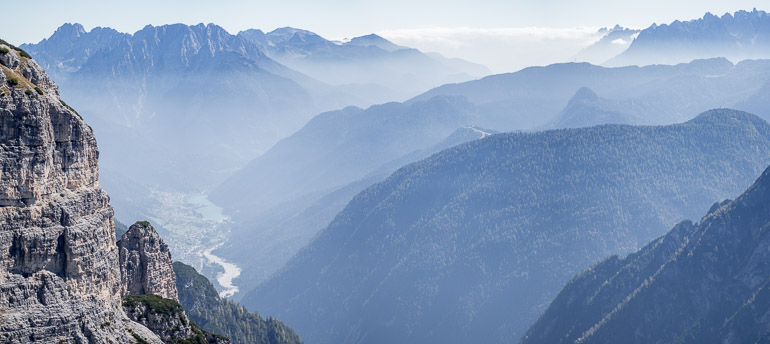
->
173, 262, 303, 344
244, 109, 770, 344
521, 164, 770, 344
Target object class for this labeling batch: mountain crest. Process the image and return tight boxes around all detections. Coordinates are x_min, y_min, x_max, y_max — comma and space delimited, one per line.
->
606, 9, 770, 67
47, 22, 86, 43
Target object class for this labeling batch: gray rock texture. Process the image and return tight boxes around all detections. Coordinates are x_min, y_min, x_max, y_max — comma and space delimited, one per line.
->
0, 43, 161, 343
118, 221, 179, 302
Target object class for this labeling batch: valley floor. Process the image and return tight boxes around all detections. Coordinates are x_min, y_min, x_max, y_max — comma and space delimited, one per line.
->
145, 191, 241, 298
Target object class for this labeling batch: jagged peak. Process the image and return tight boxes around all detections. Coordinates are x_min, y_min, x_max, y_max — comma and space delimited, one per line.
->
640, 8, 770, 32
54, 22, 86, 37
32, 22, 87, 46
135, 22, 232, 37
703, 11, 719, 20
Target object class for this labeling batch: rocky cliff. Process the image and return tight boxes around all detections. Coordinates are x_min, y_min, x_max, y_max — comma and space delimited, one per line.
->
118, 222, 230, 343
0, 41, 162, 342
118, 221, 179, 302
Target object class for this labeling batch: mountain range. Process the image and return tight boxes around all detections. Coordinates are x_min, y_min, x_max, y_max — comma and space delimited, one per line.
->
605, 9, 770, 67
212, 57, 770, 297
20, 23, 487, 224
22, 23, 330, 200
242, 109, 770, 344
7, 7, 770, 344
237, 27, 489, 104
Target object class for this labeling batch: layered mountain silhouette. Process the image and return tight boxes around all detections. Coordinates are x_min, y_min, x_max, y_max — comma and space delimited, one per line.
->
413, 58, 770, 131
210, 97, 486, 291
22, 23, 334, 196
237, 28, 490, 104
546, 87, 641, 128
522, 162, 770, 344
22, 23, 486, 223
242, 109, 770, 344
212, 58, 770, 297
606, 9, 770, 67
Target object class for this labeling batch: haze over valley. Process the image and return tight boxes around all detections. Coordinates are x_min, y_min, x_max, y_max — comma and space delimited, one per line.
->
3, 2, 770, 344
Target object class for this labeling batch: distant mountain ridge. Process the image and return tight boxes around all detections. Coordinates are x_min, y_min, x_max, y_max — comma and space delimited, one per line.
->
575, 25, 641, 65
606, 9, 770, 66
22, 22, 333, 193
412, 58, 770, 130
244, 109, 770, 344
21, 22, 490, 225
237, 27, 490, 104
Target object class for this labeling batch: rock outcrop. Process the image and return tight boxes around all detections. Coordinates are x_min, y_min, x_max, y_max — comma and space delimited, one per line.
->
0, 41, 161, 343
118, 221, 179, 302
122, 294, 229, 344
118, 223, 233, 344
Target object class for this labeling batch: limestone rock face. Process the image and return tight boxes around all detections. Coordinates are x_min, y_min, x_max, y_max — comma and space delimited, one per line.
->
118, 221, 179, 302
0, 43, 161, 343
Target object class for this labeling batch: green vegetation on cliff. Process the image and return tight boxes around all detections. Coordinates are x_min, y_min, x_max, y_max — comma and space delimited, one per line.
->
173, 262, 302, 344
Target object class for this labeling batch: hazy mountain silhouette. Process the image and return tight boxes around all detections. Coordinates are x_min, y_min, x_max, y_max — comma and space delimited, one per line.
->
243, 109, 770, 344
413, 58, 770, 130
212, 58, 770, 298
575, 25, 640, 65
606, 9, 770, 67
237, 28, 490, 104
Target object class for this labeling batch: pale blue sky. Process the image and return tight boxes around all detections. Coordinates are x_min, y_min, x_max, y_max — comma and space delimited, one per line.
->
1, 0, 766, 72
1, 0, 764, 44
